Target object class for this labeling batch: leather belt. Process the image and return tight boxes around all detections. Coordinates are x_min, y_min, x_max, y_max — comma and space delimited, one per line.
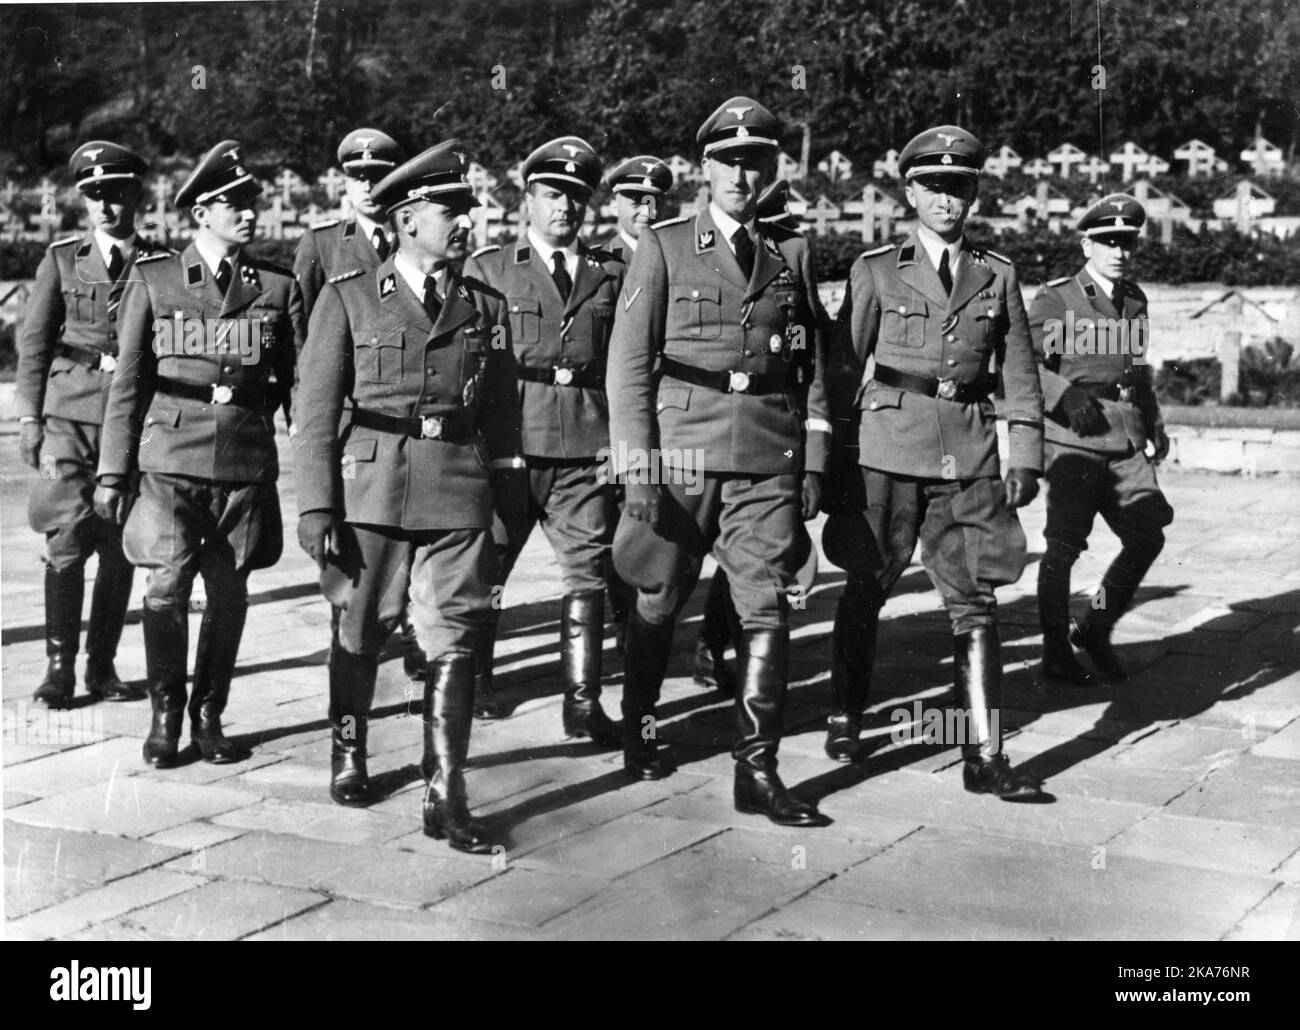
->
349, 406, 476, 442
660, 356, 797, 395
1081, 382, 1144, 404
517, 363, 603, 388
155, 375, 268, 408
56, 342, 118, 372
872, 364, 995, 404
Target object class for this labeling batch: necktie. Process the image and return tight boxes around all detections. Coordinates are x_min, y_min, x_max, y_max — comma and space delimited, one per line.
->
551, 251, 572, 301
937, 248, 953, 295
422, 274, 441, 321
106, 245, 124, 282
732, 227, 755, 280
372, 229, 390, 260
1110, 283, 1123, 314
214, 259, 232, 296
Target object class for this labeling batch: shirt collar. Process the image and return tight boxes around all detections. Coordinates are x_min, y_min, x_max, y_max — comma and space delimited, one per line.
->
619, 229, 638, 253
527, 229, 578, 277
355, 212, 384, 243
94, 230, 135, 264
709, 203, 756, 250
916, 225, 962, 273
1083, 263, 1115, 298
393, 250, 443, 303
194, 235, 238, 278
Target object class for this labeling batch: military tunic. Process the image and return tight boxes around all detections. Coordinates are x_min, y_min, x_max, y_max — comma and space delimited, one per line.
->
18, 233, 167, 566
293, 217, 387, 321
462, 239, 624, 595
97, 243, 303, 606
1028, 269, 1173, 559
823, 231, 1044, 632
606, 207, 828, 629
293, 256, 523, 657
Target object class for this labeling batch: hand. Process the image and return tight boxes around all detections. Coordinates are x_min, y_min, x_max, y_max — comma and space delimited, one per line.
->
1003, 467, 1039, 511
1150, 421, 1170, 462
801, 471, 823, 520
297, 511, 339, 571
19, 421, 43, 470
624, 481, 662, 526
1056, 386, 1109, 436
93, 484, 131, 525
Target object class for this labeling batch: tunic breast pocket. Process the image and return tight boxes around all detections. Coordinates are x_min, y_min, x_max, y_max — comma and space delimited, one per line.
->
588, 300, 614, 347
508, 297, 542, 347
355, 326, 404, 384
64, 285, 96, 323
880, 295, 927, 348
974, 299, 1004, 344
673, 285, 722, 340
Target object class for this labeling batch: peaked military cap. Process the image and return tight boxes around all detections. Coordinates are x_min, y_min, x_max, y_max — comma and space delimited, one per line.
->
1078, 193, 1146, 236
756, 178, 796, 227
337, 128, 405, 175
605, 155, 673, 197
370, 139, 479, 213
522, 136, 602, 192
697, 97, 781, 157
69, 140, 147, 190
898, 125, 986, 178
175, 140, 260, 208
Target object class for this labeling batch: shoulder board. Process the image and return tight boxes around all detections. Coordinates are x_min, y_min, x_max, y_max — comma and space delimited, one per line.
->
1046, 276, 1070, 287
248, 258, 294, 277
470, 244, 501, 259
983, 248, 1012, 264
860, 244, 895, 259
328, 268, 365, 284
311, 219, 341, 231
50, 236, 80, 249
651, 215, 689, 229
135, 252, 171, 265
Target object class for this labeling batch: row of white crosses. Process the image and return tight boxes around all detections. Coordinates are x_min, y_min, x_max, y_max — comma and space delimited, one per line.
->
982, 139, 1283, 181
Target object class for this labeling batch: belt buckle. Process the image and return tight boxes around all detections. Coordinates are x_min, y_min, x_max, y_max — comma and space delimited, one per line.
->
936, 378, 958, 400
211, 384, 234, 405
98, 354, 117, 373
729, 371, 751, 393
1117, 385, 1134, 402
420, 415, 444, 440
553, 366, 574, 386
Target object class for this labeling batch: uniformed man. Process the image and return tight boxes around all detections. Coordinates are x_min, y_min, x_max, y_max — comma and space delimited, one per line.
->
462, 136, 624, 743
823, 125, 1047, 801
692, 177, 808, 698
602, 154, 673, 653
93, 140, 303, 769
607, 97, 830, 827
294, 140, 524, 853
1029, 194, 1173, 684
291, 127, 428, 683
17, 141, 162, 709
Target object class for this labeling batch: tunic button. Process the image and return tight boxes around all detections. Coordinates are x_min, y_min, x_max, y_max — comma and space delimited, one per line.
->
946, 359, 957, 367
946, 334, 955, 342
691, 289, 699, 298
898, 305, 907, 314
743, 322, 752, 330
223, 365, 234, 374
511, 305, 519, 312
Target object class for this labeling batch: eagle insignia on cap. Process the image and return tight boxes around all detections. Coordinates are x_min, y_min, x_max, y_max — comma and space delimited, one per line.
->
226, 147, 241, 162
937, 132, 959, 148
356, 136, 373, 151
726, 105, 752, 120
563, 144, 584, 157
1110, 200, 1127, 211
453, 151, 466, 165
641, 161, 658, 173
83, 147, 104, 161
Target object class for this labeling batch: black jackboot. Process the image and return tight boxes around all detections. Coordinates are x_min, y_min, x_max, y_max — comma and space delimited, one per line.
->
621, 610, 675, 780
825, 575, 879, 763
84, 542, 142, 701
955, 625, 1047, 802
141, 604, 188, 768
733, 628, 829, 827
1071, 539, 1163, 683
329, 642, 377, 807
606, 565, 634, 659
471, 611, 505, 720
188, 602, 249, 763
1037, 541, 1093, 685
34, 564, 82, 709
422, 652, 493, 853
692, 572, 739, 697
561, 591, 620, 746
